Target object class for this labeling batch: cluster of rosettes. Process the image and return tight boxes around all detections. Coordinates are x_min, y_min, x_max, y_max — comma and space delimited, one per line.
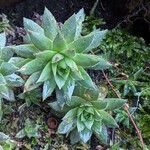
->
0, 8, 126, 144
50, 87, 126, 143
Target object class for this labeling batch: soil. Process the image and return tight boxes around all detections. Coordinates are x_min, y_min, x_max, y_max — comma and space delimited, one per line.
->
0, 0, 149, 43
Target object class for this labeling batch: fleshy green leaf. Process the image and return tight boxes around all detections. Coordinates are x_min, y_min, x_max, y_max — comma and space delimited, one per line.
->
78, 67, 95, 89
53, 32, 67, 51
23, 18, 44, 34
52, 53, 64, 63
37, 62, 52, 83
84, 30, 107, 53
0, 32, 6, 49
14, 44, 39, 58
52, 63, 57, 76
0, 47, 14, 61
19, 59, 47, 75
0, 98, 3, 121
24, 72, 41, 92
43, 7, 58, 40
93, 123, 108, 144
55, 69, 70, 89
70, 69, 83, 80
77, 118, 85, 132
63, 108, 77, 121
35, 50, 56, 61
68, 34, 93, 53
92, 121, 102, 135
73, 53, 100, 68
99, 110, 118, 127
61, 13, 77, 43
58, 59, 67, 69
84, 119, 94, 130
91, 57, 112, 70
8, 57, 31, 68
58, 120, 74, 134
68, 30, 107, 53
54, 74, 66, 89
55, 88, 67, 108
28, 31, 52, 50
104, 98, 126, 111
61, 49, 76, 58
75, 8, 85, 39
63, 79, 75, 99
0, 59, 3, 65
91, 101, 107, 110
43, 80, 56, 100
67, 96, 85, 107
73, 86, 99, 101
5, 74, 24, 87
65, 57, 78, 71
79, 128, 92, 143
0, 62, 18, 76
48, 101, 62, 112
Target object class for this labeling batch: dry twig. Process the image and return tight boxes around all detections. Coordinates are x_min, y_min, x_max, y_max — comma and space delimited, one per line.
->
102, 70, 145, 149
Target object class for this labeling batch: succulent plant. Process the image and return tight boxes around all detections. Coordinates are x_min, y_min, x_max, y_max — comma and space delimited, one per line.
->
13, 8, 111, 101
50, 87, 126, 144
0, 32, 24, 101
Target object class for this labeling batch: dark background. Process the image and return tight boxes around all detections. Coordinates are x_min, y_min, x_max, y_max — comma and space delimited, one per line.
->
0, 0, 150, 43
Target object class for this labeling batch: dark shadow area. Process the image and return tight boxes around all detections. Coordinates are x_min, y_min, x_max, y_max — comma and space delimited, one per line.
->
0, 0, 149, 42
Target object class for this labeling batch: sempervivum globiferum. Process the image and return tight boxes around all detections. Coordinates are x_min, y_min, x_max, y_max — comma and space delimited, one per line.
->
13, 8, 111, 101
0, 32, 24, 101
50, 87, 126, 143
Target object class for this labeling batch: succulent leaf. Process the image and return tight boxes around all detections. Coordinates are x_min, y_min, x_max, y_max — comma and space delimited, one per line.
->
68, 30, 107, 53
43, 7, 58, 41
0, 32, 6, 49
37, 62, 52, 83
43, 80, 56, 100
94, 125, 108, 144
104, 98, 126, 111
75, 8, 85, 39
61, 13, 77, 43
62, 79, 75, 99
0, 62, 18, 76
14, 44, 39, 58
28, 31, 52, 50
9, 57, 31, 68
0, 47, 14, 61
98, 110, 118, 127
58, 119, 74, 134
23, 18, 44, 34
73, 53, 103, 68
24, 72, 41, 92
79, 128, 92, 143
53, 31, 67, 51
5, 74, 24, 87
19, 58, 47, 75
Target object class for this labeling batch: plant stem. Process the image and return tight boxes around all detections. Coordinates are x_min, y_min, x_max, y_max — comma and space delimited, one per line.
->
102, 70, 145, 149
